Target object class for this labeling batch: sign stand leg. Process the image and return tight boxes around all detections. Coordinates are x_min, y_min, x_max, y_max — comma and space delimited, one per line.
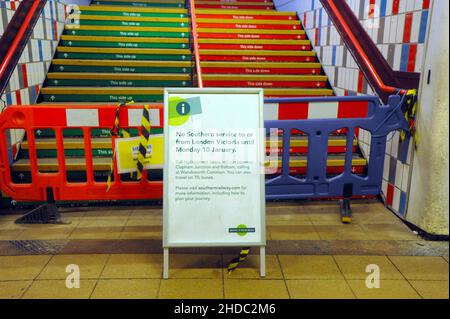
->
163, 248, 169, 279
260, 246, 266, 278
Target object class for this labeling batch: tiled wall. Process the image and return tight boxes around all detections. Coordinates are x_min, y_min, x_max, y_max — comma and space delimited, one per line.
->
0, 0, 67, 158
274, 0, 431, 218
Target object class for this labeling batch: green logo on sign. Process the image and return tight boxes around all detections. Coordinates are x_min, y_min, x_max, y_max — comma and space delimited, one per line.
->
229, 224, 256, 237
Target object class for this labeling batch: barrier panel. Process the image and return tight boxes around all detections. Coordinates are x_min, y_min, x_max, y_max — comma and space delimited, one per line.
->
0, 95, 407, 210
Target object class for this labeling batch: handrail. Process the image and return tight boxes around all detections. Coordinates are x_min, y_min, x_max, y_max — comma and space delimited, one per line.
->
320, 0, 420, 103
0, 0, 48, 98
188, 0, 203, 88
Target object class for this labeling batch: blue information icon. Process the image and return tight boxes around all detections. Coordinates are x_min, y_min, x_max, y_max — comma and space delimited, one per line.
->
176, 101, 191, 116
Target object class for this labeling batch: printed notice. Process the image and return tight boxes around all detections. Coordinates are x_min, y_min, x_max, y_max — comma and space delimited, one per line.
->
163, 89, 266, 247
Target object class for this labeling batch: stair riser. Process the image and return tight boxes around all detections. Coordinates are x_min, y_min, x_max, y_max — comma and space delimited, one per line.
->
92, 1, 184, 7
71, 20, 189, 28
55, 52, 192, 61
75, 11, 188, 18
198, 44, 311, 50
198, 32, 306, 40
64, 30, 189, 38
35, 128, 163, 138
195, 4, 273, 9
202, 80, 327, 88
196, 23, 301, 30
41, 94, 163, 103
196, 14, 296, 20
60, 40, 189, 49
201, 67, 321, 75
45, 79, 191, 87
50, 65, 192, 74
200, 55, 316, 62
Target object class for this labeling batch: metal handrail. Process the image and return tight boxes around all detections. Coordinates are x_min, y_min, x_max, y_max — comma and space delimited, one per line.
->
188, 0, 203, 87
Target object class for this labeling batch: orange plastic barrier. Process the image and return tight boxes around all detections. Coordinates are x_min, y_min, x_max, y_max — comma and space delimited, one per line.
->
0, 104, 164, 202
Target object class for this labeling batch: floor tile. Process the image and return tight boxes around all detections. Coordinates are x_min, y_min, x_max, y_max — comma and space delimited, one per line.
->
315, 224, 369, 240
334, 256, 403, 280
361, 223, 418, 240
279, 255, 343, 280
158, 279, 223, 299
82, 209, 132, 219
38, 254, 109, 280
69, 226, 123, 239
22, 279, 97, 299
287, 280, 355, 299
307, 213, 344, 226
347, 279, 421, 299
0, 281, 32, 299
269, 225, 320, 240
0, 229, 24, 240
126, 217, 162, 226
266, 214, 311, 226
119, 225, 162, 239
443, 256, 449, 263
169, 254, 222, 279
17, 227, 76, 240
266, 205, 304, 215
409, 280, 449, 299
351, 211, 400, 225
224, 279, 289, 299
91, 279, 160, 299
224, 255, 283, 279
101, 254, 162, 279
76, 218, 127, 228
0, 256, 51, 280
388, 256, 449, 280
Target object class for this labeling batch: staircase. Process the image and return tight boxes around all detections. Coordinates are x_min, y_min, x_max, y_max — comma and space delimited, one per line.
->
12, 0, 192, 184
7, 0, 367, 198
193, 0, 366, 176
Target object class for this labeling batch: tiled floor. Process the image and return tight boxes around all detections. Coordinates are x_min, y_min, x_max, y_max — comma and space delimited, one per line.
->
0, 200, 448, 299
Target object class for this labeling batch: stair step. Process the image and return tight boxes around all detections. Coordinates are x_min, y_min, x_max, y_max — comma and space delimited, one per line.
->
68, 14, 189, 28
200, 61, 321, 74
197, 27, 304, 36
199, 49, 316, 62
91, 0, 185, 8
202, 74, 328, 88
196, 20, 302, 30
40, 87, 166, 102
64, 25, 190, 38
73, 6, 187, 18
56, 47, 192, 61
12, 155, 366, 172
45, 72, 192, 87
33, 127, 163, 138
198, 42, 310, 51
51, 59, 193, 73
195, 3, 274, 10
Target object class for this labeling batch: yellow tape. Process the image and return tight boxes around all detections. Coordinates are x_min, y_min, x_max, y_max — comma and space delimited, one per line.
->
136, 105, 152, 180
106, 101, 134, 192
227, 247, 250, 274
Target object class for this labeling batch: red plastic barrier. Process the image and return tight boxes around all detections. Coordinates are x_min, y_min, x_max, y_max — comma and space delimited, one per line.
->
0, 104, 164, 202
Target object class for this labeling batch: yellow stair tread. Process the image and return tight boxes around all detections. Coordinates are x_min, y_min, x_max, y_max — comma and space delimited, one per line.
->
199, 38, 309, 45
52, 59, 193, 67
22, 138, 113, 150
68, 14, 190, 23
200, 61, 321, 68
22, 136, 355, 150
57, 47, 192, 55
197, 28, 305, 34
65, 25, 190, 32
195, 1, 274, 5
264, 88, 334, 96
199, 49, 315, 56
196, 18, 299, 25
76, 5, 187, 14
202, 74, 327, 81
12, 156, 366, 172
47, 72, 191, 80
196, 8, 295, 16
41, 87, 165, 94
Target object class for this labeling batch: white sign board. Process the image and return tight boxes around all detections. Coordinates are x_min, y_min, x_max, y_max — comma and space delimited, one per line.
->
163, 88, 266, 248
